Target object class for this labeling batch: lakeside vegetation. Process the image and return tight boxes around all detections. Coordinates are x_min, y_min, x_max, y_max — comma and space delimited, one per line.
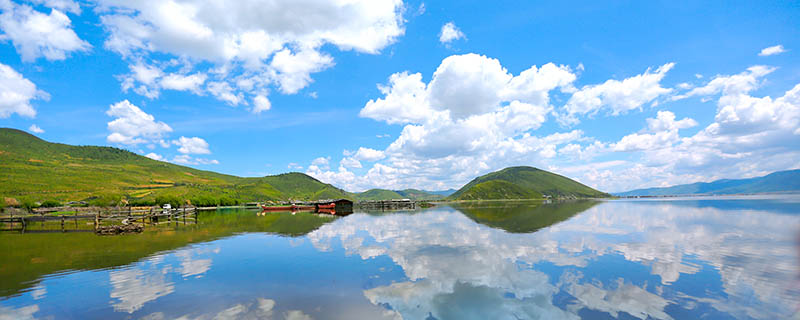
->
0, 128, 350, 207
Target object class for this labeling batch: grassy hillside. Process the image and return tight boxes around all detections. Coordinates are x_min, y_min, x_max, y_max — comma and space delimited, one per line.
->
395, 189, 445, 200
450, 166, 609, 200
353, 188, 447, 201
616, 169, 800, 196
355, 189, 405, 201
0, 128, 350, 206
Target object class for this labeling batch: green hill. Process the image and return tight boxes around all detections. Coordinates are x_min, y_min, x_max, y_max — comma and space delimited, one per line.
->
449, 166, 609, 200
395, 189, 445, 200
0, 128, 350, 205
355, 189, 405, 201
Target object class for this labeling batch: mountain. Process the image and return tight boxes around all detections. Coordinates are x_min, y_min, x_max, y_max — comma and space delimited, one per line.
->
0, 128, 350, 205
616, 169, 800, 196
449, 166, 609, 200
420, 189, 457, 197
354, 189, 405, 201
396, 189, 447, 200
354, 188, 446, 201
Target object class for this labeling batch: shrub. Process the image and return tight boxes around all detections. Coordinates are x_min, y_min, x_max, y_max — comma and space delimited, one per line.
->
129, 198, 156, 207
155, 195, 182, 208
21, 199, 39, 213
4, 197, 20, 207
218, 197, 238, 206
191, 195, 218, 207
40, 200, 62, 208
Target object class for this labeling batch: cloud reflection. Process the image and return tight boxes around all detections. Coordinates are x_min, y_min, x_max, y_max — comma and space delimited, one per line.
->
308, 199, 800, 319
109, 245, 220, 313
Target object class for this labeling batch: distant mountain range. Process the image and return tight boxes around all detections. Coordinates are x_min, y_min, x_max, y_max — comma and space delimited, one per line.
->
616, 169, 800, 197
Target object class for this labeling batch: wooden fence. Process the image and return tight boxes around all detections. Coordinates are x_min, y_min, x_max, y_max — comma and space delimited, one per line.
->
0, 206, 197, 233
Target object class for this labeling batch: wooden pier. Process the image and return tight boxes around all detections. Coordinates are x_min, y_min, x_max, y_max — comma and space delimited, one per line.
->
0, 206, 198, 234
356, 199, 416, 211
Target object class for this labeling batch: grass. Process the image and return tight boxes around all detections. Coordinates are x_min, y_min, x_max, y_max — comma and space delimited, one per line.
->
449, 166, 609, 200
0, 128, 351, 206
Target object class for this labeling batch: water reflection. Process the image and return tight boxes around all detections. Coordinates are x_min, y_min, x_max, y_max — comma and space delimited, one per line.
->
0, 197, 797, 319
309, 199, 800, 319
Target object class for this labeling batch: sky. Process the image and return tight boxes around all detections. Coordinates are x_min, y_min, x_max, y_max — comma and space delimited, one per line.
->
0, 0, 799, 193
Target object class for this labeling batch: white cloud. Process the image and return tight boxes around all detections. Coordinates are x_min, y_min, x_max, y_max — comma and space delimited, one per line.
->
30, 0, 81, 14
439, 22, 465, 44
758, 44, 786, 56
353, 147, 385, 161
675, 65, 774, 99
144, 152, 165, 161
0, 63, 47, 118
316, 56, 799, 193
339, 157, 362, 169
97, 0, 404, 108
172, 136, 211, 154
314, 54, 585, 191
252, 94, 271, 113
287, 162, 303, 170
612, 111, 697, 152
159, 72, 207, 93
0, 0, 90, 61
560, 63, 674, 125
28, 124, 44, 133
171, 154, 218, 165
106, 100, 172, 145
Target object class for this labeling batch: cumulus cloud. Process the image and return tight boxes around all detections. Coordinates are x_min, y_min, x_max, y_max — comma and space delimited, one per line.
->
97, 0, 404, 110
28, 124, 44, 133
0, 63, 46, 118
612, 111, 697, 152
30, 0, 81, 14
159, 72, 207, 93
252, 94, 271, 113
310, 53, 799, 193
315, 54, 588, 191
439, 22, 465, 44
144, 152, 165, 161
172, 136, 211, 154
171, 154, 218, 165
106, 100, 172, 145
352, 147, 385, 161
559, 63, 674, 126
0, 0, 90, 61
758, 44, 786, 56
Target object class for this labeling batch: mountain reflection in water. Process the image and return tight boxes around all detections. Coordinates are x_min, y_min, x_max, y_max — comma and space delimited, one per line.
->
0, 196, 798, 319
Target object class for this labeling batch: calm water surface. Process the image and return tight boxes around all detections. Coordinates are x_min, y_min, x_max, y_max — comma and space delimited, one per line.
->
1, 195, 799, 319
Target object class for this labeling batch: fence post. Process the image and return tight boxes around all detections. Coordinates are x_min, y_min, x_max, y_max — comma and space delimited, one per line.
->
61, 215, 65, 232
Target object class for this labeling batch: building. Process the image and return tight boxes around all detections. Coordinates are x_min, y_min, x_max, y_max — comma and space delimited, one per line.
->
314, 199, 353, 214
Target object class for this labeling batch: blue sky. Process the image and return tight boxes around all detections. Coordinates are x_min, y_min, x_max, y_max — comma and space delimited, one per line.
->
1, 0, 798, 192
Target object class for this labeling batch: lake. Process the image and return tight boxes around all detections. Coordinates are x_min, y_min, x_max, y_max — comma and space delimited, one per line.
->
1, 195, 798, 319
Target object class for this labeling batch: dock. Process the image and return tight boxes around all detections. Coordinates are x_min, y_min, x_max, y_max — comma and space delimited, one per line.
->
356, 199, 417, 211
0, 206, 198, 234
